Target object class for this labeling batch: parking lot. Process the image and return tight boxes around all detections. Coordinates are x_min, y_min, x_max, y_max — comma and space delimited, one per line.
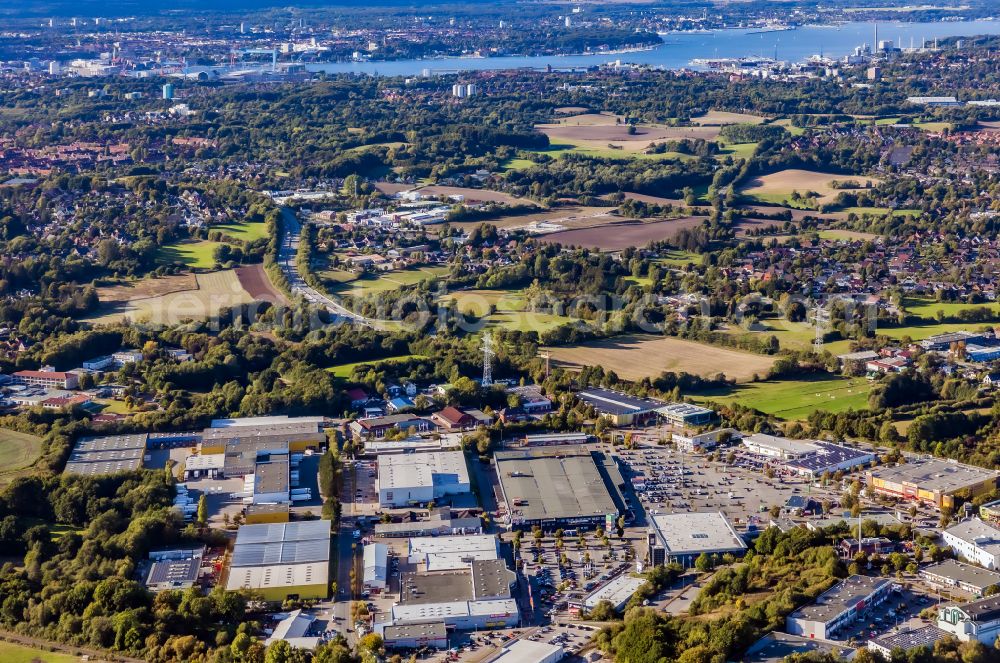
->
835, 584, 937, 645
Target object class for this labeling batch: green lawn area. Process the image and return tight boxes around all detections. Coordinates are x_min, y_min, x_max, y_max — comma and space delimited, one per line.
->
325, 266, 450, 296
0, 641, 81, 663
212, 220, 269, 243
655, 250, 700, 268
156, 240, 220, 269
716, 141, 758, 159
904, 297, 1000, 319
717, 318, 854, 355
0, 428, 42, 474
914, 121, 952, 133
742, 192, 817, 209
96, 399, 131, 414
325, 354, 426, 379
876, 321, 995, 342
873, 117, 901, 126
501, 157, 537, 172
692, 374, 873, 420
440, 287, 573, 332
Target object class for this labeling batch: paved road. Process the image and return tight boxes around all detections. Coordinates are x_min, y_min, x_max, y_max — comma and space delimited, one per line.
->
278, 207, 371, 326
331, 463, 358, 643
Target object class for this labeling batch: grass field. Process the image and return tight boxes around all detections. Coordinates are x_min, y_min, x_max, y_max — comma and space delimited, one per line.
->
0, 641, 81, 663
692, 374, 873, 420
501, 157, 538, 171
544, 334, 775, 382
85, 270, 256, 325
817, 229, 880, 241
440, 288, 573, 332
156, 240, 221, 269
716, 141, 758, 159
716, 318, 854, 356
324, 266, 450, 296
841, 207, 921, 218
654, 249, 701, 267
213, 220, 269, 243
691, 110, 767, 126
875, 321, 996, 342
903, 297, 1000, 319
0, 429, 43, 482
325, 354, 426, 379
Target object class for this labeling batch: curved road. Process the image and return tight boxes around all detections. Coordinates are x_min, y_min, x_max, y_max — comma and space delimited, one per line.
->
278, 208, 371, 327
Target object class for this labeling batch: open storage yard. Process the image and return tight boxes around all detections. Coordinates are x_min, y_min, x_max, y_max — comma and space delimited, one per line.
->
85, 269, 257, 325
544, 334, 775, 381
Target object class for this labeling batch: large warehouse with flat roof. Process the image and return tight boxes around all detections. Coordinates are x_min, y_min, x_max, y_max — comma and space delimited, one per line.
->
226, 520, 331, 601
64, 434, 148, 476
376, 450, 471, 507
647, 511, 747, 567
867, 459, 1000, 510
576, 388, 665, 426
494, 446, 626, 530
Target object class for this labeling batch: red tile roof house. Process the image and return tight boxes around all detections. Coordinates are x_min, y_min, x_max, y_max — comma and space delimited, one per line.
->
430, 406, 493, 431
347, 387, 369, 407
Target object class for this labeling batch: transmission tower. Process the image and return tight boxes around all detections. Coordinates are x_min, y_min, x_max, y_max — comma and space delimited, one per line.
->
482, 333, 494, 387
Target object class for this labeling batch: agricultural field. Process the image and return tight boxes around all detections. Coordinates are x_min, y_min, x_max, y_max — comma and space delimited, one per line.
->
212, 220, 269, 243
716, 318, 854, 356
440, 287, 573, 332
325, 354, 426, 379
156, 240, 221, 269
841, 207, 921, 218
537, 217, 706, 251
412, 185, 532, 206
903, 297, 1000, 319
543, 334, 775, 381
235, 264, 288, 304
737, 169, 882, 207
441, 206, 621, 234
85, 269, 256, 325
693, 374, 873, 420
0, 428, 43, 486
690, 110, 767, 126
0, 641, 82, 663
534, 118, 720, 158
816, 229, 880, 241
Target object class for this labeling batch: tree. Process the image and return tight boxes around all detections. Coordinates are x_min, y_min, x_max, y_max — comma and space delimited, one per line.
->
197, 494, 208, 524
358, 633, 383, 654
694, 552, 714, 573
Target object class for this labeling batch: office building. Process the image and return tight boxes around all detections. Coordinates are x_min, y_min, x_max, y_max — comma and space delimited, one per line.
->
866, 460, 1000, 510
382, 623, 448, 650
162, 83, 174, 100
942, 518, 1000, 569
938, 595, 1000, 644
12, 369, 78, 390
656, 402, 714, 426
647, 512, 747, 567
785, 575, 892, 640
349, 414, 432, 440
576, 388, 665, 426
376, 450, 470, 507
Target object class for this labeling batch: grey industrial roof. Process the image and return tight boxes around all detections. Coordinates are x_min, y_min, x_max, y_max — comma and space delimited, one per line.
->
146, 558, 200, 589
870, 459, 1000, 493
921, 559, 1000, 591
235, 520, 330, 545
650, 511, 747, 556
73, 434, 148, 452
788, 575, 890, 624
495, 446, 619, 522
954, 594, 1000, 621
383, 622, 448, 641
471, 559, 516, 599
868, 626, 948, 653
399, 569, 475, 604
744, 631, 856, 662
576, 388, 664, 416
64, 433, 149, 476
231, 538, 330, 567
784, 442, 874, 473
254, 456, 289, 495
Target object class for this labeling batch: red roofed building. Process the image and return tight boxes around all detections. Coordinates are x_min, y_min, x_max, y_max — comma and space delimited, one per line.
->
13, 370, 78, 390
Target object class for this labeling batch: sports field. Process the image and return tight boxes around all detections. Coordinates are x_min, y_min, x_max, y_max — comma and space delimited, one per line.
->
693, 374, 873, 420
544, 334, 774, 381
0, 429, 43, 481
0, 641, 81, 663
85, 270, 256, 325
156, 240, 221, 269
738, 169, 882, 207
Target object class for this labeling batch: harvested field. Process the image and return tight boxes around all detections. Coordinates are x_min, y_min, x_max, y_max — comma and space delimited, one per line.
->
84, 269, 256, 326
738, 169, 881, 205
733, 218, 789, 236
552, 112, 623, 125
538, 123, 720, 143
95, 273, 197, 302
544, 334, 774, 382
691, 110, 767, 125
554, 106, 590, 115
537, 217, 705, 251
739, 204, 847, 222
441, 206, 620, 233
236, 264, 288, 304
374, 182, 413, 196
415, 185, 533, 206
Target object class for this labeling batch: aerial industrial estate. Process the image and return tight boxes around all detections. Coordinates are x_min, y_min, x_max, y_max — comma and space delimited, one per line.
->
4, 0, 1000, 662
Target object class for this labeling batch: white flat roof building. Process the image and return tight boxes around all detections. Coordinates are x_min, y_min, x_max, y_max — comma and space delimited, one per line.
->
211, 415, 325, 428
408, 534, 499, 571
943, 519, 1000, 570
647, 511, 747, 567
390, 598, 519, 630
364, 543, 389, 590
583, 574, 647, 611
742, 433, 818, 460
493, 639, 564, 663
377, 450, 471, 507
